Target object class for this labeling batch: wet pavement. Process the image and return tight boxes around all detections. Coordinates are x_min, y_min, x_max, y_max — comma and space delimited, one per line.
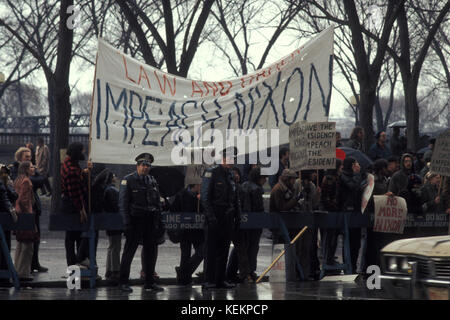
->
0, 279, 390, 300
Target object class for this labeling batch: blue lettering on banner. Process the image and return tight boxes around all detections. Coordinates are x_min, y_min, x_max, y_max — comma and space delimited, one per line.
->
160, 101, 182, 146
96, 79, 101, 139
142, 95, 162, 146
252, 72, 282, 129
234, 92, 246, 129
281, 67, 304, 125
105, 82, 128, 141
97, 56, 333, 147
127, 90, 144, 144
325, 55, 333, 117
246, 88, 257, 130
303, 62, 328, 120
181, 100, 198, 128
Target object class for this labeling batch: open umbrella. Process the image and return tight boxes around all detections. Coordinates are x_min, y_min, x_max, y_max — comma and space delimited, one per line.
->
150, 166, 185, 198
336, 147, 374, 169
388, 120, 406, 128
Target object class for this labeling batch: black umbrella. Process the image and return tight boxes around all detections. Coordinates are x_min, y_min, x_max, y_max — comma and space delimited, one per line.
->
336, 147, 374, 169
150, 166, 185, 198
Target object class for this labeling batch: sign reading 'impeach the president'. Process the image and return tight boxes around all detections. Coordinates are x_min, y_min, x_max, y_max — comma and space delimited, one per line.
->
289, 121, 336, 171
89, 27, 335, 165
430, 129, 450, 177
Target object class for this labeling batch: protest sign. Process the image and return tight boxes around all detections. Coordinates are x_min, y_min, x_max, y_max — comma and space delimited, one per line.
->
289, 121, 308, 171
89, 27, 334, 166
373, 195, 408, 234
361, 173, 374, 214
304, 122, 336, 170
289, 121, 336, 171
430, 129, 450, 177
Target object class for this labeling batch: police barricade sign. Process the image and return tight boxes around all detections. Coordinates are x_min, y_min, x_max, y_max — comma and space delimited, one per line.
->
373, 195, 408, 233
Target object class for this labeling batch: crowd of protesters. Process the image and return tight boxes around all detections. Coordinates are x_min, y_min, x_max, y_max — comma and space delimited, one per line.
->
0, 127, 449, 290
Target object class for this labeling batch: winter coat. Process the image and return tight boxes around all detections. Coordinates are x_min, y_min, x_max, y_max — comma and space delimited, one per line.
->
338, 170, 365, 212
421, 183, 445, 213
368, 143, 392, 161
270, 181, 298, 212
36, 144, 50, 176
320, 174, 340, 212
388, 153, 415, 196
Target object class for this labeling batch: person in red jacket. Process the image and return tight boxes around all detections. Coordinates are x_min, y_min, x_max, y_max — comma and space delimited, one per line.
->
13, 161, 38, 281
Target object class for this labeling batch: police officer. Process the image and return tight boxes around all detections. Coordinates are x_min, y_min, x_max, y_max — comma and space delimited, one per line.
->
118, 153, 164, 292
201, 147, 241, 289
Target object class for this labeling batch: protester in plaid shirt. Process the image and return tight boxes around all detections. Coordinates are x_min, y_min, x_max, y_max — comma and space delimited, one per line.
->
61, 152, 86, 214
60, 142, 91, 266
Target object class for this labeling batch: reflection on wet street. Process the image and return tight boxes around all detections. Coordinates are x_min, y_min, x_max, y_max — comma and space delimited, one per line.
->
0, 279, 391, 300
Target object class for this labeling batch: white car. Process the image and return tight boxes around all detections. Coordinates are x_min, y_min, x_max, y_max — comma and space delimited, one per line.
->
380, 235, 450, 300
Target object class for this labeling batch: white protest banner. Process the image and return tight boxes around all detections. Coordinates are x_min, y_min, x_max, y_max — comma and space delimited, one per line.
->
373, 195, 408, 234
89, 27, 334, 166
430, 129, 450, 177
361, 173, 374, 214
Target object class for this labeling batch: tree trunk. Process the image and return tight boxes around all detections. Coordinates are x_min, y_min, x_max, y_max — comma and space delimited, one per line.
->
359, 88, 376, 152
374, 96, 384, 132
404, 81, 420, 152
50, 0, 74, 213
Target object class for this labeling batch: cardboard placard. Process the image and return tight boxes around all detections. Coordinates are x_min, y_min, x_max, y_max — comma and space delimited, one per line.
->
361, 173, 375, 214
430, 129, 450, 177
373, 195, 408, 234
289, 121, 336, 171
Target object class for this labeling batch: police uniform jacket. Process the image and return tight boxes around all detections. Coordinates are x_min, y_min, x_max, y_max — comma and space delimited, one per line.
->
119, 171, 161, 226
201, 165, 241, 223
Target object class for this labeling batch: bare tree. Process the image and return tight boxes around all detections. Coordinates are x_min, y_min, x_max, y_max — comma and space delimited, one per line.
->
0, 0, 98, 211
114, 0, 216, 77
209, 0, 305, 77
357, 0, 450, 151
294, 0, 405, 150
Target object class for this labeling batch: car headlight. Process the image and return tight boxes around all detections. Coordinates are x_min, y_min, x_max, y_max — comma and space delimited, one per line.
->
387, 256, 398, 272
400, 257, 410, 273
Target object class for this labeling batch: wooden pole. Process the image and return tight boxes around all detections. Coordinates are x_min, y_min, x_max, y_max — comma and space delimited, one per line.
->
256, 226, 308, 283
437, 175, 444, 197
87, 52, 99, 216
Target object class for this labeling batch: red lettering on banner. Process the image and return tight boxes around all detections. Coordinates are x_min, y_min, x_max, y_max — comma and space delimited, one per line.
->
203, 82, 218, 96
256, 70, 266, 81
240, 77, 246, 88
121, 54, 136, 83
154, 71, 176, 96
218, 81, 232, 96
378, 207, 385, 217
290, 49, 301, 61
276, 59, 286, 71
138, 66, 151, 89
191, 81, 204, 97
